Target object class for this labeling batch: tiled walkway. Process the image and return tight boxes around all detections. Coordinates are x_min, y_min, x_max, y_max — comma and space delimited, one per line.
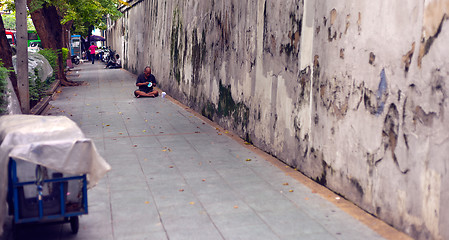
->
9, 62, 409, 240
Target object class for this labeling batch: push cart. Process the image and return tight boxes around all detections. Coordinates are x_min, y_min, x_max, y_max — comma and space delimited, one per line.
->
7, 159, 88, 234
0, 115, 110, 237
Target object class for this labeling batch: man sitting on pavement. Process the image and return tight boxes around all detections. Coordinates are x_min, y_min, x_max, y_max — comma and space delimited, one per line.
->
134, 66, 159, 98
105, 54, 121, 69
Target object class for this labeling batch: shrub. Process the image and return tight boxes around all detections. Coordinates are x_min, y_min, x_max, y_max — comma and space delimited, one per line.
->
0, 62, 10, 114
38, 48, 58, 73
62, 48, 68, 68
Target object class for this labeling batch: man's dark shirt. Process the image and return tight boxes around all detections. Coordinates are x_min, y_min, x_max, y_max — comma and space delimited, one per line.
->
136, 73, 157, 93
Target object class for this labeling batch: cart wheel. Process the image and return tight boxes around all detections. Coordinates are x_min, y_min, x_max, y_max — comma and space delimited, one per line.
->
70, 216, 79, 234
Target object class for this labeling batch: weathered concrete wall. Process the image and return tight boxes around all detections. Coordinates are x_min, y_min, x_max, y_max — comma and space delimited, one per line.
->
107, 0, 449, 239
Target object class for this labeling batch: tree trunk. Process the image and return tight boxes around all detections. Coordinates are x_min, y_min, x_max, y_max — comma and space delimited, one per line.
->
26, 0, 79, 86
63, 20, 73, 65
0, 15, 20, 105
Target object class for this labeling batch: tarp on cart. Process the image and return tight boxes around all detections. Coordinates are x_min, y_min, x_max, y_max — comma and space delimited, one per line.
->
0, 115, 110, 236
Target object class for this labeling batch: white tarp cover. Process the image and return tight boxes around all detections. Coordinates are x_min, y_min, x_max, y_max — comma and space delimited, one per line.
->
0, 115, 111, 236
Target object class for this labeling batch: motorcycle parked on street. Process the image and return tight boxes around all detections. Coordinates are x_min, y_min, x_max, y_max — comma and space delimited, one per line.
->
71, 55, 80, 65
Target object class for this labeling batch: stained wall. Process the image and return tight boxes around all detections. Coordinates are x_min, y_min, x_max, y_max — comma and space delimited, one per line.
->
107, 1, 449, 239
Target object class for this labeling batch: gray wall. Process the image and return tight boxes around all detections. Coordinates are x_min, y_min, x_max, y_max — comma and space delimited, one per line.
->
107, 0, 449, 239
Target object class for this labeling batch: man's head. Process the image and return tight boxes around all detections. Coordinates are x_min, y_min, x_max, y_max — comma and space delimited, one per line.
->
116, 54, 119, 59
144, 66, 151, 78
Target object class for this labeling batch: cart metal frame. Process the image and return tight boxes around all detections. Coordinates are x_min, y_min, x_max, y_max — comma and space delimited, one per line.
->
7, 159, 88, 234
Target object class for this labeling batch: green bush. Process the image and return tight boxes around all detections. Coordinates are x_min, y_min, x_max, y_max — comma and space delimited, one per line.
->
30, 49, 59, 105
0, 62, 10, 114
62, 48, 68, 61
62, 48, 68, 68
39, 48, 70, 72
38, 48, 58, 73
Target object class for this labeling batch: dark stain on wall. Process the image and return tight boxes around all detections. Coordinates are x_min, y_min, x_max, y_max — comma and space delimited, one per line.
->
327, 9, 337, 42
328, 27, 337, 42
376, 69, 388, 116
313, 55, 320, 79
418, 17, 446, 67
345, 14, 350, 34
200, 82, 250, 136
402, 42, 415, 76
309, 148, 327, 186
218, 82, 250, 126
357, 12, 362, 34
191, 28, 207, 86
170, 8, 182, 84
201, 101, 215, 121
280, 12, 302, 59
363, 70, 389, 116
413, 106, 437, 127
382, 104, 409, 174
369, 52, 375, 65
350, 178, 364, 199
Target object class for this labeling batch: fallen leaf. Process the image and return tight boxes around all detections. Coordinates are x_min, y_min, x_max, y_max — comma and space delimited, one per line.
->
86, 103, 90, 106
118, 112, 122, 114
244, 142, 251, 145
143, 130, 147, 132
162, 149, 167, 152
144, 158, 148, 161
145, 119, 148, 122
202, 179, 206, 182
245, 159, 252, 162
144, 201, 150, 204
289, 190, 294, 192
106, 124, 110, 126
179, 189, 184, 192
305, 197, 309, 201
283, 183, 289, 186
118, 132, 123, 135
224, 131, 229, 134
218, 133, 222, 135
234, 205, 239, 209
189, 202, 195, 205
133, 145, 138, 147
169, 165, 174, 168
56, 90, 62, 93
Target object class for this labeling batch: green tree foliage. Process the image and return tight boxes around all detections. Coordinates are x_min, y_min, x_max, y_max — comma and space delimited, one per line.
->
1, 14, 36, 30
0, 0, 36, 31
29, 0, 123, 36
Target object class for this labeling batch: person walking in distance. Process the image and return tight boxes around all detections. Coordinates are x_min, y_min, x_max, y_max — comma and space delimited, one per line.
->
88, 43, 97, 64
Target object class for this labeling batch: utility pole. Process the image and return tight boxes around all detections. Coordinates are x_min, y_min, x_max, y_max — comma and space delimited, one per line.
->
15, 0, 29, 114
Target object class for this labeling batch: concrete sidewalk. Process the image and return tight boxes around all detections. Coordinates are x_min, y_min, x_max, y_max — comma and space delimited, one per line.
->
12, 62, 409, 240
